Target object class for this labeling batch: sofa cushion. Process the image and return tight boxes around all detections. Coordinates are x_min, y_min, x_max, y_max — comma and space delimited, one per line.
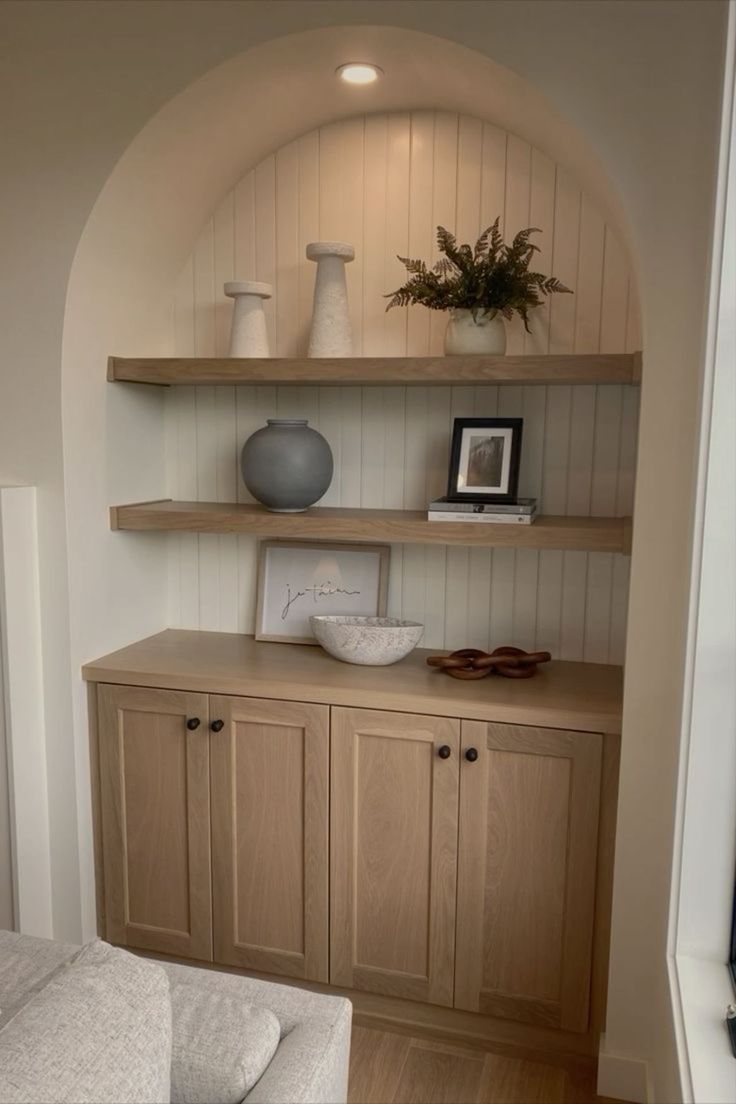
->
0, 939, 172, 1103
0, 930, 77, 1017
170, 980, 281, 1104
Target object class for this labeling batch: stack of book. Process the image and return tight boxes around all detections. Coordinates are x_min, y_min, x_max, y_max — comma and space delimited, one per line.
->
427, 497, 538, 525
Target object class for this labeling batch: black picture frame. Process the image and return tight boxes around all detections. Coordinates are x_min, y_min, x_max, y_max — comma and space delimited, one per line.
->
446, 417, 523, 504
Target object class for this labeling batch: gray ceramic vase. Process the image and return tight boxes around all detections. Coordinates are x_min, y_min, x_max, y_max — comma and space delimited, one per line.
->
240, 419, 333, 512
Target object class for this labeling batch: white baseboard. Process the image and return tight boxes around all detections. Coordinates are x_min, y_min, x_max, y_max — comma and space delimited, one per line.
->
598, 1037, 652, 1103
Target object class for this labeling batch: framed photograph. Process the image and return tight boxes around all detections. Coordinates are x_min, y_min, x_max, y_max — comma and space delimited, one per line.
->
446, 417, 523, 503
255, 540, 390, 644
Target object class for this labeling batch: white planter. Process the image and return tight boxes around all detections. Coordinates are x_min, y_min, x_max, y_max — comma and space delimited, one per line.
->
306, 241, 354, 357
224, 281, 272, 357
444, 308, 507, 355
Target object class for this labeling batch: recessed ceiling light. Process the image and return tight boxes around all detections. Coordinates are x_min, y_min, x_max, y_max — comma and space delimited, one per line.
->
336, 63, 383, 85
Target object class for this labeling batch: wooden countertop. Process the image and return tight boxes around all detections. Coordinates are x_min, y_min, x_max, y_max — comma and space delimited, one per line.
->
83, 630, 623, 734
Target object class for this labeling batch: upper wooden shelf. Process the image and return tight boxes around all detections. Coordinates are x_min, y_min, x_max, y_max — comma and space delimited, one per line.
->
111, 500, 632, 554
82, 629, 624, 734
108, 353, 642, 387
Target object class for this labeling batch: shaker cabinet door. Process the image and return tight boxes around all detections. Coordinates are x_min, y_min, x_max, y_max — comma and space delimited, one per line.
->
454, 721, 602, 1032
98, 683, 212, 960
209, 695, 330, 982
330, 706, 460, 1006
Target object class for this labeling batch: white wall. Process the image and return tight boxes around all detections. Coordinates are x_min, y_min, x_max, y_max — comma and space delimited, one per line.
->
0, 488, 53, 938
171, 110, 640, 656
0, 643, 13, 931
0, 3, 727, 1099
668, 18, 736, 1102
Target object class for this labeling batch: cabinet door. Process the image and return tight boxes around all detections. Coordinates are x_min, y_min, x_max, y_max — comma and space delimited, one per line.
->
331, 707, 460, 1006
98, 684, 212, 959
210, 696, 329, 982
455, 722, 602, 1032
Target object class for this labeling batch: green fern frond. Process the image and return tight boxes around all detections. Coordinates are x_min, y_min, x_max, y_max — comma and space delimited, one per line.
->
385, 220, 573, 322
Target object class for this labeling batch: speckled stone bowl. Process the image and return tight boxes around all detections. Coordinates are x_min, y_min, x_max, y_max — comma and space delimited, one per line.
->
310, 616, 424, 666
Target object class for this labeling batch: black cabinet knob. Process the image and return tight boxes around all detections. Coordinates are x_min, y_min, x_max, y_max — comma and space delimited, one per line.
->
437, 745, 452, 759
211, 719, 225, 732
186, 717, 200, 731
465, 747, 479, 762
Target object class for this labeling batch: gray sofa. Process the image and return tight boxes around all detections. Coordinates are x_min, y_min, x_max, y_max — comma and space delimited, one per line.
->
0, 931, 352, 1104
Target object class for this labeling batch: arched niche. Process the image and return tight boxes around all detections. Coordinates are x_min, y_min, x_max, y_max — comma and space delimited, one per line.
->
60, 24, 641, 937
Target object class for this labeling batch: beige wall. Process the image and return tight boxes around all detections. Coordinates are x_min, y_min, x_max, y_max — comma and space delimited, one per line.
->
0, 2, 727, 1100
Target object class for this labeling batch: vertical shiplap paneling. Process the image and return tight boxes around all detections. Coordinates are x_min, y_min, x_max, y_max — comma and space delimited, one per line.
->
419, 112, 459, 640
524, 148, 555, 356
319, 121, 364, 507
384, 113, 411, 356
169, 111, 640, 660
361, 116, 390, 513
381, 114, 411, 623
192, 219, 221, 631
170, 257, 198, 628
428, 112, 459, 358
503, 135, 532, 358
444, 115, 483, 648
212, 193, 239, 632
480, 123, 507, 230
255, 156, 277, 341
403, 110, 435, 638
232, 170, 259, 632
297, 131, 320, 354
275, 140, 300, 358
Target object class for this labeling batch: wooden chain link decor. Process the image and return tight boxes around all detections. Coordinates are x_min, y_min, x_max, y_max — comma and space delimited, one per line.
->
426, 646, 552, 680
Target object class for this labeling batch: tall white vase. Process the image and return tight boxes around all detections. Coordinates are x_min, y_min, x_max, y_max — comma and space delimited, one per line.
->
306, 242, 354, 357
224, 281, 272, 356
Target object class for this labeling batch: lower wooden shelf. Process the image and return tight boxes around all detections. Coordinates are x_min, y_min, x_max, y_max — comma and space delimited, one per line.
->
110, 500, 632, 553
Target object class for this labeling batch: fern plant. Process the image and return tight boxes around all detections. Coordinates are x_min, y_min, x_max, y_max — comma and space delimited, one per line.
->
385, 219, 572, 332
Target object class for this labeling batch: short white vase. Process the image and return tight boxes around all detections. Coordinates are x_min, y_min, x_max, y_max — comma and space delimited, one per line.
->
444, 308, 506, 355
224, 281, 272, 357
306, 241, 354, 357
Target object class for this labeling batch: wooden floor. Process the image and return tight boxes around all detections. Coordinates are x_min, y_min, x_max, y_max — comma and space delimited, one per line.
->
348, 1027, 622, 1104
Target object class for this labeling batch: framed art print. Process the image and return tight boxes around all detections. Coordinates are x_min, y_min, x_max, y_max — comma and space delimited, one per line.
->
446, 417, 523, 503
255, 540, 390, 644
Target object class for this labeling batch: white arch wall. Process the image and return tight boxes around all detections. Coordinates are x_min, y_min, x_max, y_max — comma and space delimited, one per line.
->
168, 111, 641, 659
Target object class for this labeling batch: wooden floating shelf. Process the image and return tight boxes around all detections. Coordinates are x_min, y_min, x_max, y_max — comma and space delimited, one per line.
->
108, 352, 642, 388
111, 500, 633, 554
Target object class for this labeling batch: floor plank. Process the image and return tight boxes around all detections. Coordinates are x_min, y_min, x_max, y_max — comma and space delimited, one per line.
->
347, 1025, 626, 1104
478, 1053, 566, 1103
348, 1026, 412, 1104
392, 1044, 485, 1104
564, 1065, 623, 1104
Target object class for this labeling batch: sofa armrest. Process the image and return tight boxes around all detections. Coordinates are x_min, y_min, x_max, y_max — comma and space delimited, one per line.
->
158, 960, 352, 1104
245, 1001, 352, 1104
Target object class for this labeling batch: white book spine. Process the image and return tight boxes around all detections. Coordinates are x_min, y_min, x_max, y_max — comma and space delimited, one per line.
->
428, 501, 537, 514
427, 511, 536, 525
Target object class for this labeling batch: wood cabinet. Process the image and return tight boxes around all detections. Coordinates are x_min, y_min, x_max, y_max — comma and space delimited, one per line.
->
454, 722, 602, 1032
89, 633, 619, 1051
330, 707, 460, 1006
97, 684, 213, 960
210, 695, 329, 981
